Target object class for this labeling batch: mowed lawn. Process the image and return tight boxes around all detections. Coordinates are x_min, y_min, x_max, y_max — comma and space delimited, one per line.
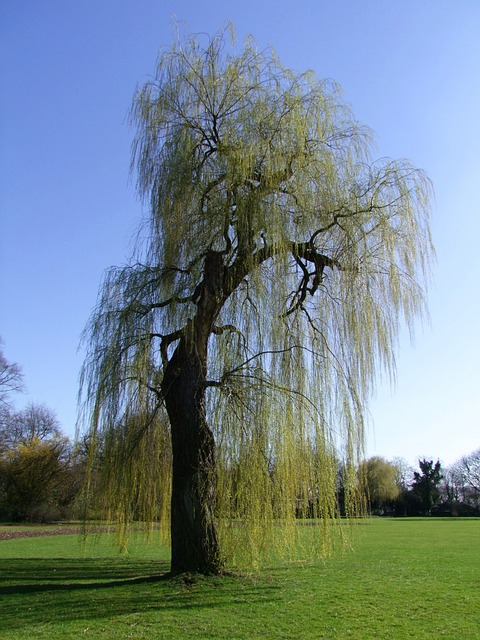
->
0, 519, 479, 639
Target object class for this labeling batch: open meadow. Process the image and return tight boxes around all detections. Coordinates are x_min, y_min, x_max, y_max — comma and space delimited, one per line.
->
0, 518, 479, 639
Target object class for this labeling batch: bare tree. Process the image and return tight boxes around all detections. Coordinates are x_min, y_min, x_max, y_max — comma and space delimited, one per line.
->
460, 448, 480, 493
0, 403, 61, 450
0, 343, 24, 408
447, 448, 480, 508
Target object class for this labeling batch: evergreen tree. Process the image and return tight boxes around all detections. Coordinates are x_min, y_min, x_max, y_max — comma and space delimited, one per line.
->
411, 459, 443, 515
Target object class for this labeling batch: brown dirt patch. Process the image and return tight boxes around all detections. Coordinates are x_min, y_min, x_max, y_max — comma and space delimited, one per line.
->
0, 526, 84, 541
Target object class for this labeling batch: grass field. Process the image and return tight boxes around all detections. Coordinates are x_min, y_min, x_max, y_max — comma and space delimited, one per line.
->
0, 518, 479, 639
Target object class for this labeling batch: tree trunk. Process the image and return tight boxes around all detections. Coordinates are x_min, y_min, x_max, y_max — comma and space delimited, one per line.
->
161, 250, 225, 574
162, 338, 222, 574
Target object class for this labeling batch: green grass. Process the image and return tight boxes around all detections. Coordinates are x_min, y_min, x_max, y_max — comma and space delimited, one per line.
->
0, 519, 479, 639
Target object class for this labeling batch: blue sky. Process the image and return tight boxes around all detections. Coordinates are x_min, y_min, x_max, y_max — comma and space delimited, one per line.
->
1, 0, 479, 468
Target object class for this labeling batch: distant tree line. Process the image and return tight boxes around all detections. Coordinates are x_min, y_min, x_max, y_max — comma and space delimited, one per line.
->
359, 454, 480, 517
1, 342, 478, 522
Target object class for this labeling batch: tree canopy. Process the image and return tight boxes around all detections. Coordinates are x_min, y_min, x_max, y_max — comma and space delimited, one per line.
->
359, 456, 401, 513
80, 26, 434, 573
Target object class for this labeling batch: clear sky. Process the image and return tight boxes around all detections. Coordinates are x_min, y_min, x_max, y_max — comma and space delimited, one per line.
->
1, 0, 479, 469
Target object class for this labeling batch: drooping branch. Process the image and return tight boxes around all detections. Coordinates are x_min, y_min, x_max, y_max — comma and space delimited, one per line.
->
80, 25, 434, 571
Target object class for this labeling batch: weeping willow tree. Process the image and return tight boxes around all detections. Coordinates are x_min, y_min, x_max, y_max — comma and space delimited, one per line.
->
80, 25, 433, 575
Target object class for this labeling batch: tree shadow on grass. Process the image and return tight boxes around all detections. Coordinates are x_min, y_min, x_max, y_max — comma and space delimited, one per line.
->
0, 558, 281, 632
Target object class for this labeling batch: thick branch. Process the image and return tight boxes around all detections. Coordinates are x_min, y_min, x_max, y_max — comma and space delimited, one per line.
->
212, 323, 242, 336
160, 329, 184, 367
283, 241, 342, 315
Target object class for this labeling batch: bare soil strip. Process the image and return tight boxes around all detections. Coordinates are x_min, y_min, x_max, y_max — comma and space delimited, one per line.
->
0, 526, 84, 541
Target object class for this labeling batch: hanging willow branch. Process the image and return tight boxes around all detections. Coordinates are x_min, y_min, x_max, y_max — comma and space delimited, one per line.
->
79, 24, 434, 572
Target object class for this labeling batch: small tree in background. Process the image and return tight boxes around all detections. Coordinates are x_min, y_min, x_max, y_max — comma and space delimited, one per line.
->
80, 25, 434, 574
0, 437, 69, 521
411, 459, 443, 515
0, 343, 25, 457
0, 403, 75, 522
459, 448, 480, 495
443, 448, 480, 515
359, 456, 400, 514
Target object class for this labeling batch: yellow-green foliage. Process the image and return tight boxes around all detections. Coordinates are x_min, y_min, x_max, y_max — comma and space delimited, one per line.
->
80, 25, 433, 568
85, 412, 172, 548
0, 437, 69, 520
359, 456, 401, 511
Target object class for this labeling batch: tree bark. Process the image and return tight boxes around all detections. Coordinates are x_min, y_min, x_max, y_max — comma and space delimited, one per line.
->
162, 339, 222, 574
161, 250, 225, 574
